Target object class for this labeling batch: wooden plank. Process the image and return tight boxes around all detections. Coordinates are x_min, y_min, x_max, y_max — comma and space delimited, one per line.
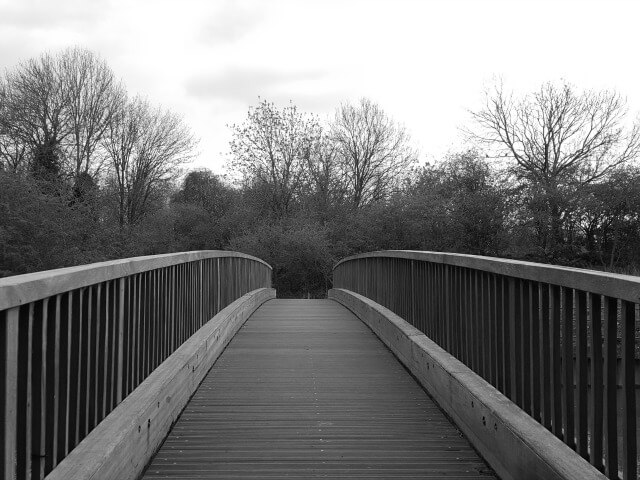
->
501, 277, 511, 397
85, 287, 95, 434
73, 289, 84, 449
32, 300, 47, 478
93, 284, 103, 428
478, 271, 486, 378
1, 307, 19, 480
530, 282, 541, 422
575, 290, 588, 458
117, 279, 125, 404
101, 282, 110, 421
149, 271, 156, 375
562, 287, 575, 449
466, 269, 472, 368
488, 274, 496, 387
472, 270, 479, 373
60, 292, 72, 460
77, 289, 88, 440
603, 297, 617, 478
163, 268, 169, 361
540, 284, 551, 430
52, 295, 62, 468
123, 277, 131, 398
17, 304, 32, 480
0, 252, 271, 312
140, 274, 147, 384
620, 301, 637, 480
333, 250, 640, 304
454, 267, 461, 360
170, 268, 176, 355
454, 267, 462, 361
216, 259, 221, 316
508, 278, 519, 403
26, 305, 33, 480
154, 270, 160, 368
550, 285, 562, 439
495, 275, 504, 392
133, 276, 140, 389
59, 293, 71, 461
521, 281, 531, 414
110, 280, 118, 409
589, 293, 603, 471
143, 300, 496, 480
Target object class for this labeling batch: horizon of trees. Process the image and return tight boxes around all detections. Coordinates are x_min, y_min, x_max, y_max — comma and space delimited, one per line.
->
2, 48, 640, 297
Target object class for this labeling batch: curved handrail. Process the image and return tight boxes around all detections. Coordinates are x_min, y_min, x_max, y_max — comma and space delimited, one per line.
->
0, 250, 272, 480
0, 250, 271, 310
334, 250, 640, 303
333, 249, 638, 480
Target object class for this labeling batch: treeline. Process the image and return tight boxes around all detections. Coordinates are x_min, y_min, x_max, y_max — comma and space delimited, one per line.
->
2, 49, 640, 297
0, 47, 196, 275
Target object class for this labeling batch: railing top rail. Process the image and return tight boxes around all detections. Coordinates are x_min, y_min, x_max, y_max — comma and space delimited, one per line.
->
0, 250, 271, 310
334, 250, 640, 303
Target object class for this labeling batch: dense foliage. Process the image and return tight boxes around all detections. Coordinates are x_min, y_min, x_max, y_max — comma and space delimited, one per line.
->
3, 50, 640, 297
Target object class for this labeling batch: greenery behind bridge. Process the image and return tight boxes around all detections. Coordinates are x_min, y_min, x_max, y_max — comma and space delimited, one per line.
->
2, 48, 640, 298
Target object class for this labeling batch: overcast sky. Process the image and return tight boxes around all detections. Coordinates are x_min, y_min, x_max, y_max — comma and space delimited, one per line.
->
1, 0, 639, 172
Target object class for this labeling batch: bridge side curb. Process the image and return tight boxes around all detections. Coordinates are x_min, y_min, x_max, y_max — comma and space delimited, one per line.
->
328, 288, 607, 480
46, 287, 276, 480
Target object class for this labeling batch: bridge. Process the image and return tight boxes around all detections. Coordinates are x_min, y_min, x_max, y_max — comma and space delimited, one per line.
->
0, 251, 637, 480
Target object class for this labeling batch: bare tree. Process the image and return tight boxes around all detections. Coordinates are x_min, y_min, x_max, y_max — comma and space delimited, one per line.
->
0, 80, 28, 172
469, 81, 640, 255
104, 97, 197, 225
1, 52, 70, 178
0, 48, 126, 182
58, 47, 126, 179
331, 98, 416, 209
228, 99, 320, 216
304, 128, 345, 216
470, 81, 640, 185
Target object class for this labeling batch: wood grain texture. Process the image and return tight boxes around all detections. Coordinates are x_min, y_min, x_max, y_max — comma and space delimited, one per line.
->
143, 299, 495, 480
335, 250, 640, 303
0, 251, 271, 311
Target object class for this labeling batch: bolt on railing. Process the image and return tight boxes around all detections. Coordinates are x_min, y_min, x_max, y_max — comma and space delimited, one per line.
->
0, 251, 272, 480
333, 250, 638, 480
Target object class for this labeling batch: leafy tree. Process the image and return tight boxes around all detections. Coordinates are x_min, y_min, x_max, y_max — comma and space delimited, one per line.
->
576, 167, 640, 269
0, 172, 114, 276
229, 216, 334, 298
228, 99, 320, 217
173, 169, 234, 218
171, 170, 237, 250
402, 151, 509, 255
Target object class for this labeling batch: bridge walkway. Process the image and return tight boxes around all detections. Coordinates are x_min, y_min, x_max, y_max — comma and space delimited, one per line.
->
142, 299, 496, 479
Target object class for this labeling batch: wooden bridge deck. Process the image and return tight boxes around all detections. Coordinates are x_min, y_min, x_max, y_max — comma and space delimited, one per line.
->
142, 299, 496, 479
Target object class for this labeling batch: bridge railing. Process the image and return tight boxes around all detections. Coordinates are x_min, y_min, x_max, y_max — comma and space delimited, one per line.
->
333, 251, 638, 480
0, 251, 271, 480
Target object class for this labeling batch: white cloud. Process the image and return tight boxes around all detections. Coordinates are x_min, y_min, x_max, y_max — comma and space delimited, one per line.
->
185, 67, 327, 102
0, 0, 639, 172
198, 1, 266, 43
